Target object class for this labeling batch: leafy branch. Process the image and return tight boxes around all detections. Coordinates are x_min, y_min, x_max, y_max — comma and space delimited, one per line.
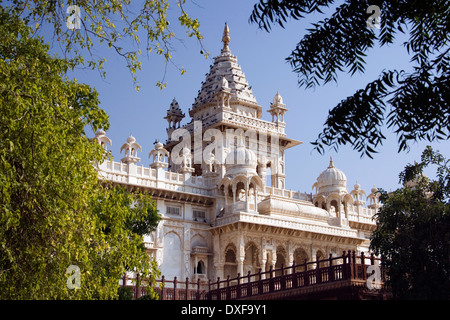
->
250, 0, 450, 157
4, 0, 207, 89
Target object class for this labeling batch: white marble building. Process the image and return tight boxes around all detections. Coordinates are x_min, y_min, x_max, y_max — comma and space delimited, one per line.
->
95, 25, 381, 283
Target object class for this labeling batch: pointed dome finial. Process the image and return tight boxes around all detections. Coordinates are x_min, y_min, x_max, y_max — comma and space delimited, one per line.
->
222, 23, 230, 52
328, 156, 335, 168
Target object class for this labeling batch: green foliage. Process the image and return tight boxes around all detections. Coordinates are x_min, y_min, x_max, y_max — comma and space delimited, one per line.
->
370, 146, 450, 299
1, 0, 206, 89
117, 286, 134, 300
136, 292, 160, 300
0, 10, 161, 299
250, 0, 449, 157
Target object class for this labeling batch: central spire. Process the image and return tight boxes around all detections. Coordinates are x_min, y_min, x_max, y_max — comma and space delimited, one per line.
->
190, 22, 260, 116
222, 23, 230, 52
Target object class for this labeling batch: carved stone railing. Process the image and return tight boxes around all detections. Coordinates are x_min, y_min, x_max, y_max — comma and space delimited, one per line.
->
97, 160, 213, 197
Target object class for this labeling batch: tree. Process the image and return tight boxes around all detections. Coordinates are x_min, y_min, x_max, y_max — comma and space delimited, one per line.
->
370, 146, 450, 299
3, 0, 206, 89
0, 9, 161, 299
250, 0, 449, 158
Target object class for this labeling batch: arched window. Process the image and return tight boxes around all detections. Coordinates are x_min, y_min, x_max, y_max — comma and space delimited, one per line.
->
225, 249, 236, 263
330, 200, 339, 217
316, 250, 326, 268
293, 248, 309, 272
275, 246, 287, 276
224, 248, 237, 278
196, 261, 205, 274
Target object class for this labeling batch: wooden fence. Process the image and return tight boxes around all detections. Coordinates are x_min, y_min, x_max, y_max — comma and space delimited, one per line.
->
121, 250, 388, 300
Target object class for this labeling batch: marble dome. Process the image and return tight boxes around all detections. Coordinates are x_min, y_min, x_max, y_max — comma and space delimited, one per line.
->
316, 157, 347, 194
224, 144, 258, 177
226, 145, 257, 167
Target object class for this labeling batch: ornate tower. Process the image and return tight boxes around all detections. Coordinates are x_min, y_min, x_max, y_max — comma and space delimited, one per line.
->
165, 98, 185, 139
94, 129, 112, 152
120, 133, 141, 164
268, 91, 288, 123
163, 24, 301, 191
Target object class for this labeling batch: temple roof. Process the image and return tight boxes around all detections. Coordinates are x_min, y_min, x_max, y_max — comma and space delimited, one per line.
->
190, 24, 259, 116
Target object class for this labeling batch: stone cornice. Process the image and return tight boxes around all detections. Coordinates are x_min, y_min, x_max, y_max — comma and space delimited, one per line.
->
210, 212, 364, 245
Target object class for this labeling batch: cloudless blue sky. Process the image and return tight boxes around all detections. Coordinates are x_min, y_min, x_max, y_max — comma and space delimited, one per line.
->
65, 0, 448, 195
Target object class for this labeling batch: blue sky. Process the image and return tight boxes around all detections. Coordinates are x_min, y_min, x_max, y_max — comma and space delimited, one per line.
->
65, 0, 447, 195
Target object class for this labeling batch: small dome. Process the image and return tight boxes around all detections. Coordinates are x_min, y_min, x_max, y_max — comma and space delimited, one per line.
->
126, 132, 136, 144
316, 157, 347, 194
225, 144, 257, 168
354, 181, 360, 190
272, 91, 283, 106
96, 129, 106, 136
166, 98, 184, 118
169, 98, 180, 110
155, 140, 164, 150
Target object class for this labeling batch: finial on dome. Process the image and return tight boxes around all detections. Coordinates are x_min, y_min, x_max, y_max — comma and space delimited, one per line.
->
222, 23, 230, 52
127, 132, 136, 143
328, 156, 335, 168
155, 138, 163, 150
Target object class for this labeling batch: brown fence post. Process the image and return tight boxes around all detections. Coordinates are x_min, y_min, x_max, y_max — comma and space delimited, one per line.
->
236, 273, 241, 299
328, 253, 334, 282
136, 273, 140, 299
347, 250, 353, 279
122, 273, 127, 294
360, 252, 366, 280
281, 263, 286, 289
247, 270, 252, 297
173, 276, 177, 300
226, 275, 231, 300
316, 256, 322, 284
292, 260, 298, 289
269, 265, 274, 292
196, 278, 201, 300
161, 276, 165, 300
258, 268, 263, 294
185, 277, 189, 300
216, 277, 221, 300
304, 258, 309, 286
342, 251, 348, 279
207, 279, 211, 300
